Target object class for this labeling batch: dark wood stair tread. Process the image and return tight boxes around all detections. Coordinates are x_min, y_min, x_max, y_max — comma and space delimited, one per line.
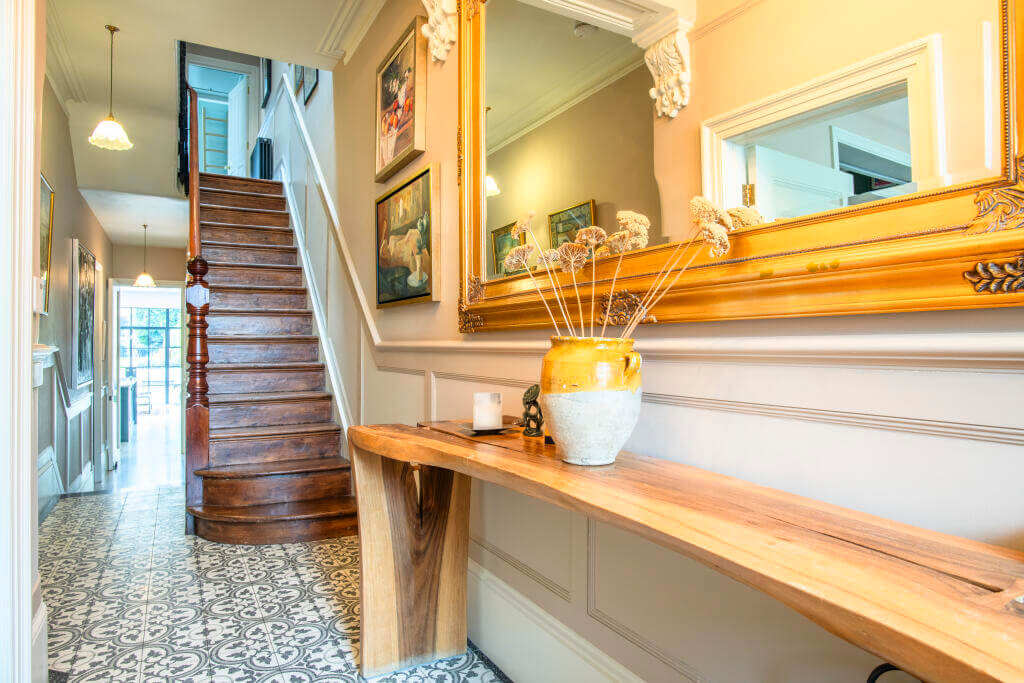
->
207, 334, 317, 342
201, 221, 293, 233
206, 361, 325, 371
199, 187, 286, 200
208, 308, 311, 316
206, 261, 302, 270
210, 422, 341, 440
200, 172, 282, 186
201, 240, 297, 251
188, 496, 357, 523
195, 456, 350, 479
208, 283, 306, 293
200, 203, 289, 216
208, 390, 331, 404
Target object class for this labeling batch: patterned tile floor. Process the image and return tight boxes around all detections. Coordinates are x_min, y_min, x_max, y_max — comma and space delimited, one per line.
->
40, 487, 511, 682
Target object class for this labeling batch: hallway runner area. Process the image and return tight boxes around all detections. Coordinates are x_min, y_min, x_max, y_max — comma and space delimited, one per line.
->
40, 488, 511, 682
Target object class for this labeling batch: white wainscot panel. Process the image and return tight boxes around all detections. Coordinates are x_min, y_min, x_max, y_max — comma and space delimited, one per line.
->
432, 374, 531, 423
471, 481, 573, 601
588, 521, 896, 683
361, 364, 424, 425
628, 399, 1024, 550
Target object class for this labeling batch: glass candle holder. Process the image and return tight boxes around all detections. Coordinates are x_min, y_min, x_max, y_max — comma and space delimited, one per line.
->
472, 392, 503, 431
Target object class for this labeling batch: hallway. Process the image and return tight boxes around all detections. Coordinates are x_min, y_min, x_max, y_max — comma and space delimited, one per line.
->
100, 407, 183, 492
40, 488, 510, 681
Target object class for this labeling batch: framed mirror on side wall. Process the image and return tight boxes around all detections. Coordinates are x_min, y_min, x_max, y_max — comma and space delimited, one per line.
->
457, 0, 1024, 332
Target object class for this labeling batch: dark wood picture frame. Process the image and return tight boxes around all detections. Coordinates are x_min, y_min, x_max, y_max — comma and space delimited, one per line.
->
71, 239, 96, 388
260, 57, 272, 108
303, 66, 318, 105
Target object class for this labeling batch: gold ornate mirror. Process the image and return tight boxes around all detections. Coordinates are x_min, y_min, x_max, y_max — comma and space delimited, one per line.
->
458, 0, 1024, 332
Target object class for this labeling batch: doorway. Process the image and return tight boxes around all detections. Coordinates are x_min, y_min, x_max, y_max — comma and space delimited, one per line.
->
108, 283, 185, 490
187, 57, 259, 176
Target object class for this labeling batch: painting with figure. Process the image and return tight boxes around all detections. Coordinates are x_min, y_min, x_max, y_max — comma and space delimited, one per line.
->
491, 222, 525, 276
375, 18, 426, 182
72, 240, 96, 387
376, 166, 437, 306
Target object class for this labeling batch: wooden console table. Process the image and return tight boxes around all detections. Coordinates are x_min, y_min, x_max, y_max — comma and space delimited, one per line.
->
347, 420, 1024, 681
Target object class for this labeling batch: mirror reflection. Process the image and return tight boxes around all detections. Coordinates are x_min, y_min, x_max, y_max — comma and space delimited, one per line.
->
483, 0, 666, 280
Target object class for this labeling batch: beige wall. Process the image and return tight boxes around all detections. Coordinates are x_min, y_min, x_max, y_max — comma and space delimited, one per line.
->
484, 66, 662, 278
291, 0, 1024, 680
111, 245, 186, 282
37, 77, 113, 492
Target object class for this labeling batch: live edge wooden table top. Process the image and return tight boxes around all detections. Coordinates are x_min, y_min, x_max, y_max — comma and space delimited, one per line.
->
346, 420, 1024, 682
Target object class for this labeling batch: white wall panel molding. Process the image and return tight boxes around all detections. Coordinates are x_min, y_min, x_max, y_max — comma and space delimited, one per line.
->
468, 560, 643, 683
432, 370, 534, 389
642, 392, 1024, 447
377, 365, 426, 376
586, 520, 705, 681
471, 535, 572, 601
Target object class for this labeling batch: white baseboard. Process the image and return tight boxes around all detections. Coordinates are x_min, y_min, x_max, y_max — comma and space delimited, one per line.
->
467, 560, 641, 683
31, 597, 47, 683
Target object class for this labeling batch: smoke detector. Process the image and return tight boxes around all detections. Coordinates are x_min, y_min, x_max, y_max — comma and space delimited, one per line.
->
573, 21, 598, 38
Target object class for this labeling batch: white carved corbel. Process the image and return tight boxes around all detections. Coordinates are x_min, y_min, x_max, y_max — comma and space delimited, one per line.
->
421, 0, 458, 63
633, 14, 693, 118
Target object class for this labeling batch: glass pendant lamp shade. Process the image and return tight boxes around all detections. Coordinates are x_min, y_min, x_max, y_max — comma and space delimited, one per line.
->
134, 223, 155, 287
90, 25, 133, 151
485, 175, 501, 197
89, 116, 133, 150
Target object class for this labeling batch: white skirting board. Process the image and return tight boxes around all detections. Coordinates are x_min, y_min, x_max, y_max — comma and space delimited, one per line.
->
31, 598, 47, 683
467, 560, 642, 683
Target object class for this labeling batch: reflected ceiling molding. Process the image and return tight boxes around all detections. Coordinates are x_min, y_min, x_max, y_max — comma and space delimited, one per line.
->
45, 0, 87, 112
634, 13, 692, 118
421, 0, 458, 62
316, 0, 389, 65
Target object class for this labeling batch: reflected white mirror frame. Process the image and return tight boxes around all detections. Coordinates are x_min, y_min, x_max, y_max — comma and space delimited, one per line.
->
517, 0, 696, 117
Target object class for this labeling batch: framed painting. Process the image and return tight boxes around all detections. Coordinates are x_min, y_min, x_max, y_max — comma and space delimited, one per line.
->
71, 239, 96, 388
375, 164, 440, 307
260, 57, 272, 108
39, 174, 54, 315
303, 66, 319, 105
548, 199, 596, 248
292, 63, 304, 97
375, 17, 426, 183
491, 222, 525, 276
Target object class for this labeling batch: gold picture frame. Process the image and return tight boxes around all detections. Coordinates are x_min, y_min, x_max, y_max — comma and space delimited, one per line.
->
547, 200, 596, 249
491, 221, 526, 276
375, 164, 441, 307
39, 174, 54, 315
375, 17, 427, 184
456, 0, 1024, 332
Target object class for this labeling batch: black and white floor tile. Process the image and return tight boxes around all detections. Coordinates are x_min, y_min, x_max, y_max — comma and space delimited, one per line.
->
40, 488, 512, 682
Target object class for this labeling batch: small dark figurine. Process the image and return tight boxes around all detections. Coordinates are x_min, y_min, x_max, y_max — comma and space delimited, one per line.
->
521, 384, 544, 437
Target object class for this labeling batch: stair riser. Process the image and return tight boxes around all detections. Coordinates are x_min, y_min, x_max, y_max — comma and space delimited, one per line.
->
202, 470, 351, 507
210, 398, 332, 429
208, 341, 318, 363
200, 190, 286, 211
201, 206, 290, 227
209, 431, 341, 466
194, 514, 357, 544
207, 314, 313, 336
207, 369, 325, 394
206, 266, 303, 287
209, 289, 307, 310
202, 244, 297, 265
201, 225, 294, 246
199, 175, 284, 194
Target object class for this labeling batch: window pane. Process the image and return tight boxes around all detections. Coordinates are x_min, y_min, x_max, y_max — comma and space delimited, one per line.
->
168, 309, 181, 327
132, 308, 148, 326
132, 349, 147, 368
146, 329, 165, 349
119, 308, 131, 326
169, 329, 181, 347
131, 330, 149, 351
168, 348, 182, 367
149, 308, 167, 326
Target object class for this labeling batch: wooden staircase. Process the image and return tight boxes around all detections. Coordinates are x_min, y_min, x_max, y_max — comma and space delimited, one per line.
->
186, 172, 357, 544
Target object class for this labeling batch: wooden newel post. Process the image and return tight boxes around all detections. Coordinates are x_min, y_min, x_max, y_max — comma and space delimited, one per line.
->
185, 256, 210, 534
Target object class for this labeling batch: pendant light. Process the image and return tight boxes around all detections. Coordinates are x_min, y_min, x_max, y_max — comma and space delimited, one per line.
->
134, 224, 155, 287
88, 25, 133, 150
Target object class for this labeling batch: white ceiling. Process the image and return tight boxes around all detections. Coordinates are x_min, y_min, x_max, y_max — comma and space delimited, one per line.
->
46, 0, 351, 247
79, 190, 188, 248
485, 0, 644, 152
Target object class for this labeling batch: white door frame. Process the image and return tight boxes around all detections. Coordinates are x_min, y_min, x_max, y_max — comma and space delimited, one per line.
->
1, 0, 41, 679
108, 279, 187, 468
185, 53, 261, 162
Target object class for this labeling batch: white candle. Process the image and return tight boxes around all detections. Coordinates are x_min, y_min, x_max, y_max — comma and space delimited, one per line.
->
473, 392, 503, 431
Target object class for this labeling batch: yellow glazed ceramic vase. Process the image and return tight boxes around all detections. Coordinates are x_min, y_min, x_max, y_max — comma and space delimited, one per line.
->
538, 336, 642, 465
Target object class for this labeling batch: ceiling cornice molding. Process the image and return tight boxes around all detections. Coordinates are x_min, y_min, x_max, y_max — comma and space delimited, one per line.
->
44, 0, 87, 106
316, 0, 389, 66
689, 0, 766, 41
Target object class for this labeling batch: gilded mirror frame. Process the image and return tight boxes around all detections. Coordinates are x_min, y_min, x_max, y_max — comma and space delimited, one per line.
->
458, 0, 1024, 333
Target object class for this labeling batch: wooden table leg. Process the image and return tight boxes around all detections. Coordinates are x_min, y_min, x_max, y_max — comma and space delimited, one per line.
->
350, 444, 472, 677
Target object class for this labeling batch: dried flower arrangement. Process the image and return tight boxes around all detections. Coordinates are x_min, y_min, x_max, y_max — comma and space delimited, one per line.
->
503, 197, 744, 339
